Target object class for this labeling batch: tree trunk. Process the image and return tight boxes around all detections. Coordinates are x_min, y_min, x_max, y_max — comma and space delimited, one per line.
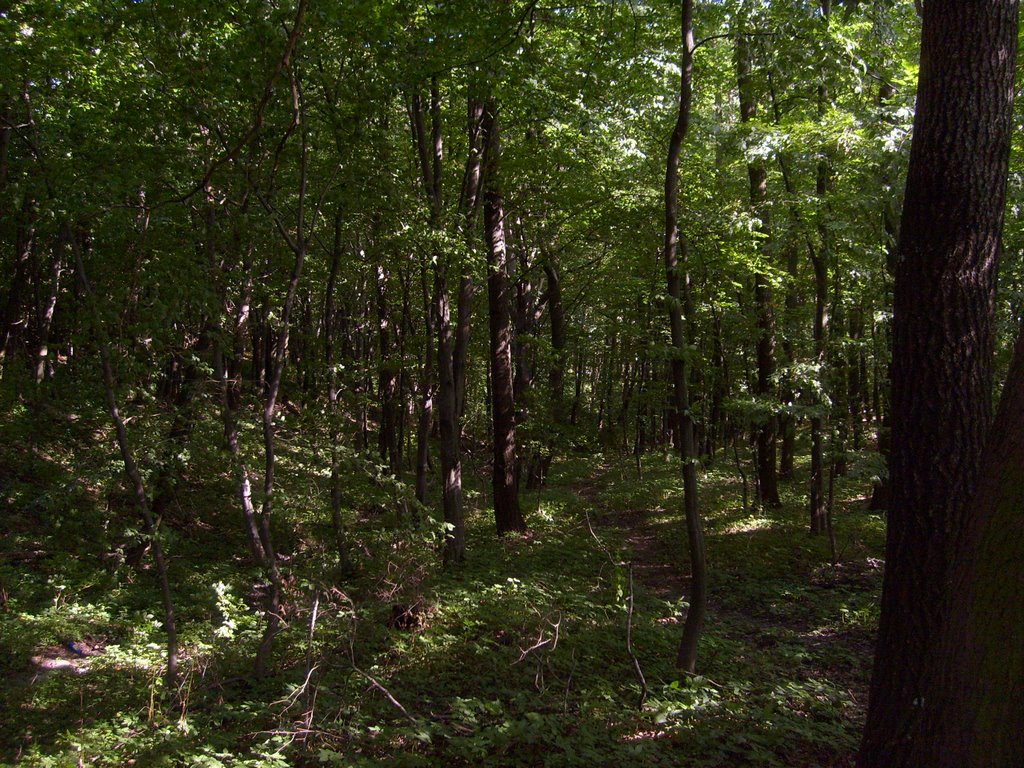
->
1, 196, 36, 370
453, 90, 485, 421
375, 264, 401, 475
664, 0, 706, 675
325, 212, 353, 575
910, 332, 1024, 767
735, 31, 780, 508
537, 250, 567, 484
809, 0, 832, 533
858, 1, 1018, 763
215, 200, 266, 564
34, 224, 65, 386
778, 237, 799, 479
72, 228, 178, 696
481, 98, 525, 535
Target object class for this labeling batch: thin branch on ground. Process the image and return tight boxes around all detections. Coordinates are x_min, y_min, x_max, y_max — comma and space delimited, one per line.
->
627, 563, 648, 711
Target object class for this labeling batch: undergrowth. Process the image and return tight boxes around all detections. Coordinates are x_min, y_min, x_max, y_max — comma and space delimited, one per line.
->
0, 392, 885, 767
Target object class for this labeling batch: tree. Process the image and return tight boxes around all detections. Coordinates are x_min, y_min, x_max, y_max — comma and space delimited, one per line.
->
662, 0, 706, 675
858, 1, 1020, 764
734, 25, 780, 509
481, 96, 527, 535
908, 331, 1024, 766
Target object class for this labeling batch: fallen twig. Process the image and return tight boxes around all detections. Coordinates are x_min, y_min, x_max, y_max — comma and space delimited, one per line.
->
627, 563, 648, 710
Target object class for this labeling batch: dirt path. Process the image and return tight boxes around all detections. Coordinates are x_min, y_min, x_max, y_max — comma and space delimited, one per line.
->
573, 472, 685, 602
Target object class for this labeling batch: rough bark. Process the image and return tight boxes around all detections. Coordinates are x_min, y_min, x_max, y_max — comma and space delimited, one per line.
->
910, 333, 1024, 767
481, 98, 526, 535
858, 1, 1018, 764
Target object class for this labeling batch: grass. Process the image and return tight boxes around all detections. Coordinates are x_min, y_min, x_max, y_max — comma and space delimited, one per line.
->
0, 392, 885, 767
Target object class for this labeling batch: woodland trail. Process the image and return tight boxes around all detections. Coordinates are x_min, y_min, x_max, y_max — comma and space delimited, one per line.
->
572, 462, 876, 767
572, 465, 687, 602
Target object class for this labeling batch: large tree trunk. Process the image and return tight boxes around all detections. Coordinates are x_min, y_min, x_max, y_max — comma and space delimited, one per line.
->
663, 0, 706, 675
858, 1, 1018, 764
481, 98, 526, 535
910, 333, 1024, 767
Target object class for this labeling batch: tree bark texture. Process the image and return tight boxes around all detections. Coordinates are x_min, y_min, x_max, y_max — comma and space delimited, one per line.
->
858, 2, 1019, 764
911, 333, 1024, 767
481, 98, 526, 535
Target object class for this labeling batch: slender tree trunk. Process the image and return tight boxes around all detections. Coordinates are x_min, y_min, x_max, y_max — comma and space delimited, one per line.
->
664, 0, 706, 675
374, 264, 401, 474
778, 238, 799, 479
571, 348, 584, 426
537, 251, 567, 484
809, 1, 833, 533
252, 46, 311, 675
215, 202, 266, 564
847, 302, 866, 450
858, 1, 1018, 764
325, 212, 353, 575
72, 229, 178, 695
409, 86, 441, 512
34, 224, 65, 385
481, 98, 525, 535
735, 31, 780, 508
1, 196, 35, 369
453, 91, 485, 420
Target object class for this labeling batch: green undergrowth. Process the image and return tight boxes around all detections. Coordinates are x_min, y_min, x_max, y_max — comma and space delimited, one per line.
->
0, 395, 885, 767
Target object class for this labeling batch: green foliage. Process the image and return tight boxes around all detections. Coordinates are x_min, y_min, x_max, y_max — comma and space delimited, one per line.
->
0, 394, 883, 765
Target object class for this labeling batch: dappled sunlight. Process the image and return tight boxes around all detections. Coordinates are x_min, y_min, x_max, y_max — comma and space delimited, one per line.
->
722, 515, 775, 534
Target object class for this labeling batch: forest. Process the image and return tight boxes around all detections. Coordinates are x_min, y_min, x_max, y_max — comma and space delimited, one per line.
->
1, 0, 1022, 766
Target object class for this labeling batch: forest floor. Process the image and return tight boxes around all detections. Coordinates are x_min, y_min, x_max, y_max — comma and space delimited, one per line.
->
0, 396, 886, 767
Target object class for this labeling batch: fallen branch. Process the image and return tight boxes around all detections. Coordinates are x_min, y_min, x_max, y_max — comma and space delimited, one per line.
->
627, 563, 648, 710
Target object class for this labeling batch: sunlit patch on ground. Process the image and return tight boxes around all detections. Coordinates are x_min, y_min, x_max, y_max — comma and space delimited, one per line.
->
722, 516, 774, 534
622, 728, 669, 742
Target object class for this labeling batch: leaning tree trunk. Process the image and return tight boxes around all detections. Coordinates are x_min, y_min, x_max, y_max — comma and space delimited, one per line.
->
858, 1, 1018, 765
72, 229, 178, 696
663, 0, 706, 675
481, 98, 526, 535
